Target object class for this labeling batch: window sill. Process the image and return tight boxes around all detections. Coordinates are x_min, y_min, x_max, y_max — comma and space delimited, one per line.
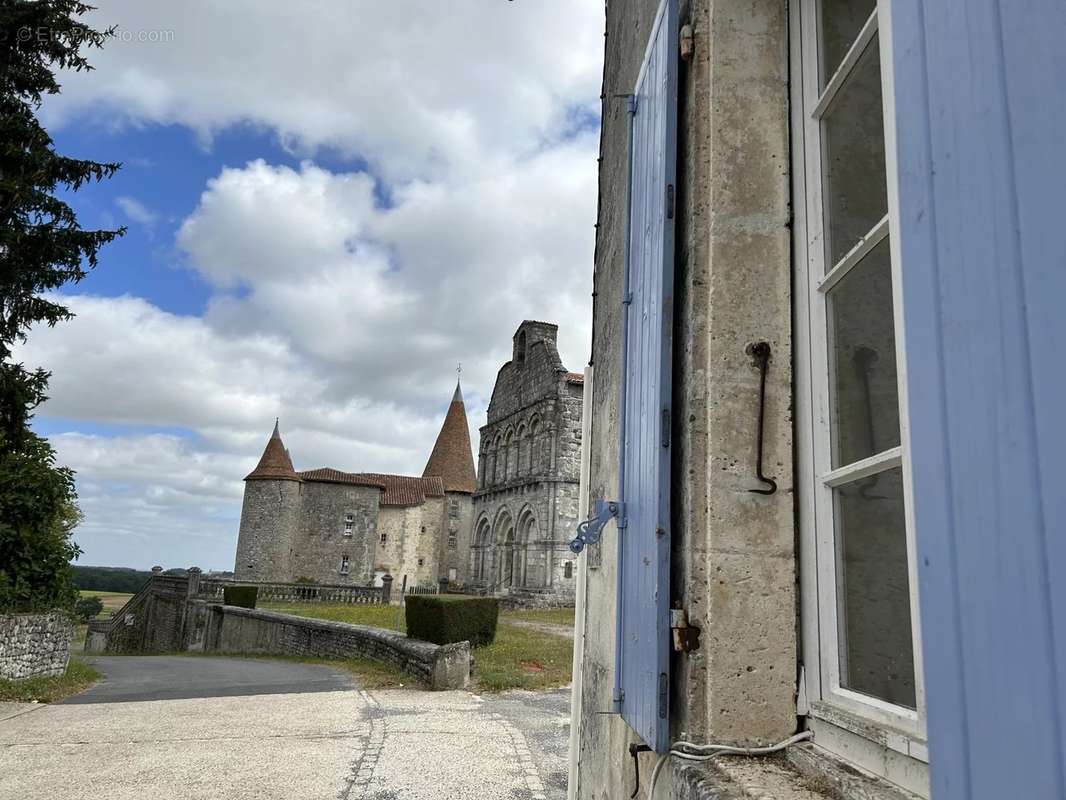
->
808, 701, 927, 762
671, 746, 921, 800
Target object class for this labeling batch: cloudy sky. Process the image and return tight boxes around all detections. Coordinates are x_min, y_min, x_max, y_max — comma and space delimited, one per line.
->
18, 2, 603, 572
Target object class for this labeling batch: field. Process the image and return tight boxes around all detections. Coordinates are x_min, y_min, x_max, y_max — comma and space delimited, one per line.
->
263, 601, 574, 692
78, 590, 134, 614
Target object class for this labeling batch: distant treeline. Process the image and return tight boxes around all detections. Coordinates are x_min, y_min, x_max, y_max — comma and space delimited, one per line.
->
72, 566, 153, 593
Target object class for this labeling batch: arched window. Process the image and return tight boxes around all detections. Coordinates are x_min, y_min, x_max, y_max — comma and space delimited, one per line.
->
492, 433, 504, 485
504, 429, 516, 481
528, 417, 541, 475
516, 331, 527, 363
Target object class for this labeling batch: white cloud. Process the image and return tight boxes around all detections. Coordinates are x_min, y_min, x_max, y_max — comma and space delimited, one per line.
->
116, 195, 158, 225
44, 1, 604, 182
22, 0, 603, 569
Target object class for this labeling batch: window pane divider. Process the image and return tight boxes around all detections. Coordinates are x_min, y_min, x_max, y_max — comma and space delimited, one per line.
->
817, 214, 890, 294
811, 8, 879, 121
821, 446, 901, 487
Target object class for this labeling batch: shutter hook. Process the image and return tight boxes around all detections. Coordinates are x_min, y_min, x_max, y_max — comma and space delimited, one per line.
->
628, 743, 652, 798
748, 342, 777, 495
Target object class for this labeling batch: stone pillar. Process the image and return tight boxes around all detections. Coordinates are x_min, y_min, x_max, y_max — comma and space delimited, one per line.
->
381, 574, 393, 604
438, 576, 449, 595
186, 566, 202, 597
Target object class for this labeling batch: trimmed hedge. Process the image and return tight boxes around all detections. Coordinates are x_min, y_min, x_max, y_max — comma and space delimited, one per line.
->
405, 595, 499, 647
223, 585, 258, 609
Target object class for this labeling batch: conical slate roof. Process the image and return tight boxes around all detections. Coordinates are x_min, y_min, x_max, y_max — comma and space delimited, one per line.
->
422, 381, 477, 494
245, 420, 301, 481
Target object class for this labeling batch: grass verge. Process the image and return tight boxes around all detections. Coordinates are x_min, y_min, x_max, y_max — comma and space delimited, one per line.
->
263, 601, 573, 692
0, 659, 100, 703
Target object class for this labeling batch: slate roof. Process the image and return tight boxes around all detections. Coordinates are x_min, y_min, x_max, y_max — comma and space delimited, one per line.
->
422, 381, 478, 494
245, 420, 300, 481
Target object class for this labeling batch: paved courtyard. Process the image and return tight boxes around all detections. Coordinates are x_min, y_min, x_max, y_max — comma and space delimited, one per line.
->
0, 656, 570, 800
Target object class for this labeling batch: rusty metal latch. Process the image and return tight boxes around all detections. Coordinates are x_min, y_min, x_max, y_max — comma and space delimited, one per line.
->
569, 499, 625, 554
671, 608, 701, 653
748, 341, 777, 495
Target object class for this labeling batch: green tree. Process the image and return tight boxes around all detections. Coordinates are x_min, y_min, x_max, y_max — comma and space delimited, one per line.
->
0, 2, 123, 613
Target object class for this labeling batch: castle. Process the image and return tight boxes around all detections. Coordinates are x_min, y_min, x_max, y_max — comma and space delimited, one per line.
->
233, 383, 477, 588
232, 320, 584, 604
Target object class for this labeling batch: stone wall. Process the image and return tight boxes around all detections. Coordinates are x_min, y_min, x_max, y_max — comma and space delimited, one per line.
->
204, 605, 469, 690
0, 612, 72, 680
436, 491, 474, 584
294, 482, 380, 585
89, 574, 194, 654
375, 498, 442, 587
575, 0, 796, 797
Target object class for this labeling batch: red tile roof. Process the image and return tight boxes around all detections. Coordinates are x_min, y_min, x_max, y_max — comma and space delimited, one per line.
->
298, 469, 445, 507
422, 381, 477, 493
245, 421, 300, 481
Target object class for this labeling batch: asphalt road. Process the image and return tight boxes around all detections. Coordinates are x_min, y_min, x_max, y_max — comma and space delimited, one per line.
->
63, 655, 354, 703
0, 655, 570, 800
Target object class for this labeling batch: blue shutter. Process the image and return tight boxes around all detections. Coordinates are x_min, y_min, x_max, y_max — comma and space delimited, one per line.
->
619, 0, 677, 754
891, 1, 1066, 797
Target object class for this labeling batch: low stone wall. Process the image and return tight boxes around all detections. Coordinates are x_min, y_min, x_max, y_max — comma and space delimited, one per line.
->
204, 605, 470, 690
0, 612, 73, 680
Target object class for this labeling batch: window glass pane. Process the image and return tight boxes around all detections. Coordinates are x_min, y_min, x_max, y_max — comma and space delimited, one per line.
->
827, 237, 899, 467
819, 0, 877, 86
823, 34, 886, 268
835, 466, 915, 708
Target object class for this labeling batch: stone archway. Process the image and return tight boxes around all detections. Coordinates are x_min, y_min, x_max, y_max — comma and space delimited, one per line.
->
517, 508, 543, 588
493, 509, 515, 590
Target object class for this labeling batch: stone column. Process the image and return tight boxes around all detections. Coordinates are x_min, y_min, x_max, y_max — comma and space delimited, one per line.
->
186, 566, 202, 597
381, 574, 393, 604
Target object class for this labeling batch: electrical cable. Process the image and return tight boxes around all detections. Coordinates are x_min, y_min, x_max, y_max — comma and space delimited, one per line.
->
645, 730, 813, 799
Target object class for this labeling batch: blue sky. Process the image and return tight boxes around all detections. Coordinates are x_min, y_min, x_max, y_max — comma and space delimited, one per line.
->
18, 1, 603, 572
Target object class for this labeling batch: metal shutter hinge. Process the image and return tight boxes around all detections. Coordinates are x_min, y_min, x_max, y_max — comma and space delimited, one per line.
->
569, 499, 625, 554
670, 608, 701, 653
680, 24, 694, 61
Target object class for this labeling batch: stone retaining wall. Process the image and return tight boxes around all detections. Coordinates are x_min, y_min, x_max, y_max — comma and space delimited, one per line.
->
0, 612, 73, 680
203, 605, 470, 690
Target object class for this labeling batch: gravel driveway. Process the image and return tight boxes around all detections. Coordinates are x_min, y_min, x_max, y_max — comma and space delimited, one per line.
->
0, 655, 569, 800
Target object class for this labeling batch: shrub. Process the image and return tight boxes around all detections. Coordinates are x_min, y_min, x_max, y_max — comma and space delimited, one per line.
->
405, 595, 499, 647
74, 595, 104, 622
223, 585, 258, 609
293, 576, 318, 584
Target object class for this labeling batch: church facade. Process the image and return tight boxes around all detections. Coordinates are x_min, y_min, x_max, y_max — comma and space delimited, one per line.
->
470, 321, 583, 605
233, 385, 477, 588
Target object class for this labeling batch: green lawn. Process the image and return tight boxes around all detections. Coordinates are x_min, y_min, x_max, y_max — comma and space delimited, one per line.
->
78, 590, 133, 613
263, 601, 573, 692
0, 659, 99, 703
501, 607, 575, 627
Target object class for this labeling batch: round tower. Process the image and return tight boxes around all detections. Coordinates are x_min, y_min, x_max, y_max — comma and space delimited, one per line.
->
233, 420, 302, 582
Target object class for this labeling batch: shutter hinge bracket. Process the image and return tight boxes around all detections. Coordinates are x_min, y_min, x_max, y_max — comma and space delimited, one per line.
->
670, 607, 701, 653
569, 499, 625, 554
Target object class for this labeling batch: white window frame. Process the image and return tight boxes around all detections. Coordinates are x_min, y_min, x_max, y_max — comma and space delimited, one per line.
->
791, 0, 929, 785
343, 512, 354, 537
339, 555, 350, 575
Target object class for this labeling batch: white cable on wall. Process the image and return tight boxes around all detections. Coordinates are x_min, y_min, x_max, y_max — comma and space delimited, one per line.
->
646, 730, 813, 798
